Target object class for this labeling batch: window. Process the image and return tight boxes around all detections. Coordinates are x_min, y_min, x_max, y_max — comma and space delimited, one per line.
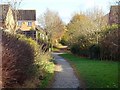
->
28, 22, 32, 26
18, 21, 22, 26
0, 16, 2, 21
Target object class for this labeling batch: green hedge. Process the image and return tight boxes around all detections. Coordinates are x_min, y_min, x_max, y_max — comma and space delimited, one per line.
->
70, 44, 89, 57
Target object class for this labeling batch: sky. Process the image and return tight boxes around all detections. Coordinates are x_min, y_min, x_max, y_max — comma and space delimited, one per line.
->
0, 0, 118, 24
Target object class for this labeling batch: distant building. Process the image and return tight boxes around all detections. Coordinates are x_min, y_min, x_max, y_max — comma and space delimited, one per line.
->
0, 4, 10, 29
0, 4, 36, 31
102, 14, 109, 25
109, 5, 120, 25
36, 25, 48, 41
16, 10, 36, 31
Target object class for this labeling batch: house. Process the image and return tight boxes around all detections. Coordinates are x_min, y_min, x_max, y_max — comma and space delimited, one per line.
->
16, 10, 36, 31
109, 5, 120, 25
0, 4, 36, 31
103, 5, 120, 25
36, 25, 48, 41
102, 14, 109, 25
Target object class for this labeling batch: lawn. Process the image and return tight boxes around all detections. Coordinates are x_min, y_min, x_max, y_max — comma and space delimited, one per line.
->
60, 53, 119, 88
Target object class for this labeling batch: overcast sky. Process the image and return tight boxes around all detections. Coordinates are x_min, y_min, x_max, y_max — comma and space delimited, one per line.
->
1, 0, 118, 24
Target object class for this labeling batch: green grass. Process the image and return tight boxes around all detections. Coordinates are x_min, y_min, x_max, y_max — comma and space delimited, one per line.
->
39, 60, 55, 88
39, 73, 54, 88
60, 53, 119, 88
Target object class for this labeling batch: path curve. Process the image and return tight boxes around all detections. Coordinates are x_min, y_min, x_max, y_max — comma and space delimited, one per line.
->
52, 52, 80, 88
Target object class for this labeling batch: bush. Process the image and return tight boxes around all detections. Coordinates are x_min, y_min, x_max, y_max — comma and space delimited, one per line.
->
70, 44, 89, 57
59, 39, 68, 46
100, 29, 119, 61
89, 44, 100, 59
70, 44, 80, 55
2, 31, 54, 88
79, 49, 89, 57
37, 39, 49, 52
16, 34, 55, 87
2, 31, 34, 87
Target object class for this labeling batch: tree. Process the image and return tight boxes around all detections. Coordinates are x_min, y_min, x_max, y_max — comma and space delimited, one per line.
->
11, 0, 23, 34
86, 7, 108, 44
67, 13, 95, 48
100, 25, 119, 60
38, 9, 66, 51
65, 8, 109, 59
66, 8, 108, 47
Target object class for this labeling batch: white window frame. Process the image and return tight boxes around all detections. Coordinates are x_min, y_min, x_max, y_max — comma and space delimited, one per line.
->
28, 21, 32, 26
18, 21, 22, 26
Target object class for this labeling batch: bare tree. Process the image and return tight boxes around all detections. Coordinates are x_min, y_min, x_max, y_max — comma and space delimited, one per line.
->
11, 0, 23, 32
86, 7, 107, 44
38, 9, 65, 51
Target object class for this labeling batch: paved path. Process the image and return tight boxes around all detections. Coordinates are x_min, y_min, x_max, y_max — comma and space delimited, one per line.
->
52, 52, 80, 88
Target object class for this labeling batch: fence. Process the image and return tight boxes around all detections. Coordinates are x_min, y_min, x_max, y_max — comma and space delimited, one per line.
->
16, 30, 37, 40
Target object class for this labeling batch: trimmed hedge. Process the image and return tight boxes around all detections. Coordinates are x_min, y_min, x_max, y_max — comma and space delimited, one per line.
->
2, 31, 54, 88
2, 31, 34, 87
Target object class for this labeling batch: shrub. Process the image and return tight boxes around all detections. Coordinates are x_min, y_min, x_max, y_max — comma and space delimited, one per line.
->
89, 44, 100, 59
2, 31, 34, 87
59, 38, 68, 46
16, 34, 55, 87
100, 29, 119, 61
79, 49, 89, 57
2, 31, 54, 88
70, 44, 80, 55
70, 44, 89, 57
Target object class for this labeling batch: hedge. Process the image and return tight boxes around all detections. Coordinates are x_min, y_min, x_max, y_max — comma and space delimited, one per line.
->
2, 31, 54, 88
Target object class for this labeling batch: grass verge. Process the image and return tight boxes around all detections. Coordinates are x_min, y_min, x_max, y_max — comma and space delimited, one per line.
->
39, 73, 54, 88
60, 53, 119, 88
39, 59, 55, 88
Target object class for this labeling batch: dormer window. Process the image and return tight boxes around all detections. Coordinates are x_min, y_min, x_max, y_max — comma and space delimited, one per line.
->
28, 21, 32, 26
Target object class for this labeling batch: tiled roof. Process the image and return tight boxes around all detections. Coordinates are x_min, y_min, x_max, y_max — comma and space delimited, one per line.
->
109, 5, 120, 24
17, 10, 36, 20
0, 4, 36, 21
110, 5, 120, 16
0, 4, 9, 21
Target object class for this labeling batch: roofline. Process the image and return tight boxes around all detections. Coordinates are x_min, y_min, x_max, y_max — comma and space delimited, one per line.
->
18, 9, 36, 11
0, 4, 11, 7
0, 4, 10, 5
111, 5, 120, 6
0, 4, 36, 11
110, 5, 120, 8
17, 20, 36, 21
